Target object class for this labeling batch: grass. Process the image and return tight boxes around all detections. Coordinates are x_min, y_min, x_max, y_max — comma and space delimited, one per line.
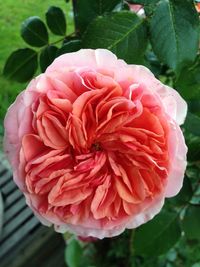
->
0, 0, 74, 137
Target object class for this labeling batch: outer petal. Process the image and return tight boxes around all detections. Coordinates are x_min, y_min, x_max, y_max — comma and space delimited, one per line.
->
95, 49, 126, 70
165, 120, 188, 197
53, 194, 164, 239
4, 93, 23, 169
46, 49, 127, 76
46, 49, 97, 72
127, 65, 187, 125
161, 85, 187, 125
126, 194, 165, 229
4, 89, 40, 190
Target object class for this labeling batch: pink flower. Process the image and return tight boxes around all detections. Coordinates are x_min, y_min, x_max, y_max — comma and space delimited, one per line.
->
128, 3, 145, 16
4, 49, 187, 239
196, 3, 200, 13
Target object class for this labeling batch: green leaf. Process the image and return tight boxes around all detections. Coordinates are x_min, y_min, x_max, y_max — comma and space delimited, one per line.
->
184, 112, 200, 136
134, 210, 181, 256
170, 176, 193, 206
182, 205, 200, 240
186, 165, 200, 184
186, 133, 200, 161
150, 0, 199, 73
39, 45, 58, 72
73, 0, 122, 35
80, 243, 97, 267
46, 6, 66, 36
21, 16, 49, 47
188, 100, 200, 117
83, 11, 147, 64
191, 186, 200, 205
121, 2, 130, 10
65, 239, 82, 267
3, 48, 38, 82
175, 65, 200, 100
145, 51, 163, 76
57, 40, 82, 56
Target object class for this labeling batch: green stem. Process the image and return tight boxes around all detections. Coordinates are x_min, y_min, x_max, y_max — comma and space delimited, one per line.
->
50, 32, 76, 46
50, 37, 66, 46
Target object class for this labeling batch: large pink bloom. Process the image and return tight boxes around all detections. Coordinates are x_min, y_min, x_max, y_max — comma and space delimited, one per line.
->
4, 49, 187, 238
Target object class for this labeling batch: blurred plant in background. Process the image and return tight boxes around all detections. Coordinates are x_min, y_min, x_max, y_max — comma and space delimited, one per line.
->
1, 0, 200, 267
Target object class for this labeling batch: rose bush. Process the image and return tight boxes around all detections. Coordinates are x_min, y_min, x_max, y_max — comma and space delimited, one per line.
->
4, 49, 187, 239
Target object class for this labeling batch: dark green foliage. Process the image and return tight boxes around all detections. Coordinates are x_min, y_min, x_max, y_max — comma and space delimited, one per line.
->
57, 40, 82, 56
175, 63, 200, 100
46, 6, 67, 36
21, 16, 49, 47
169, 176, 193, 206
39, 45, 58, 72
73, 0, 122, 35
188, 100, 200, 117
150, 0, 199, 73
184, 112, 200, 136
182, 205, 200, 240
83, 11, 147, 64
134, 211, 181, 257
3, 48, 38, 82
185, 133, 200, 161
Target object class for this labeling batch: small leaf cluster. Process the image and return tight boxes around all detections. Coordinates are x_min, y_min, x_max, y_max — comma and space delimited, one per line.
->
3, 5, 72, 82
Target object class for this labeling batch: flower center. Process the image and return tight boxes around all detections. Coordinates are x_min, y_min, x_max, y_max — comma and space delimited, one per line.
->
91, 142, 101, 151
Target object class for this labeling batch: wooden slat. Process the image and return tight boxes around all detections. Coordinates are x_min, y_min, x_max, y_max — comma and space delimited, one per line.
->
0, 170, 12, 187
1, 207, 33, 241
0, 216, 40, 258
1, 178, 16, 195
4, 197, 26, 224
0, 163, 8, 174
0, 158, 66, 267
0, 226, 66, 267
4, 189, 22, 208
